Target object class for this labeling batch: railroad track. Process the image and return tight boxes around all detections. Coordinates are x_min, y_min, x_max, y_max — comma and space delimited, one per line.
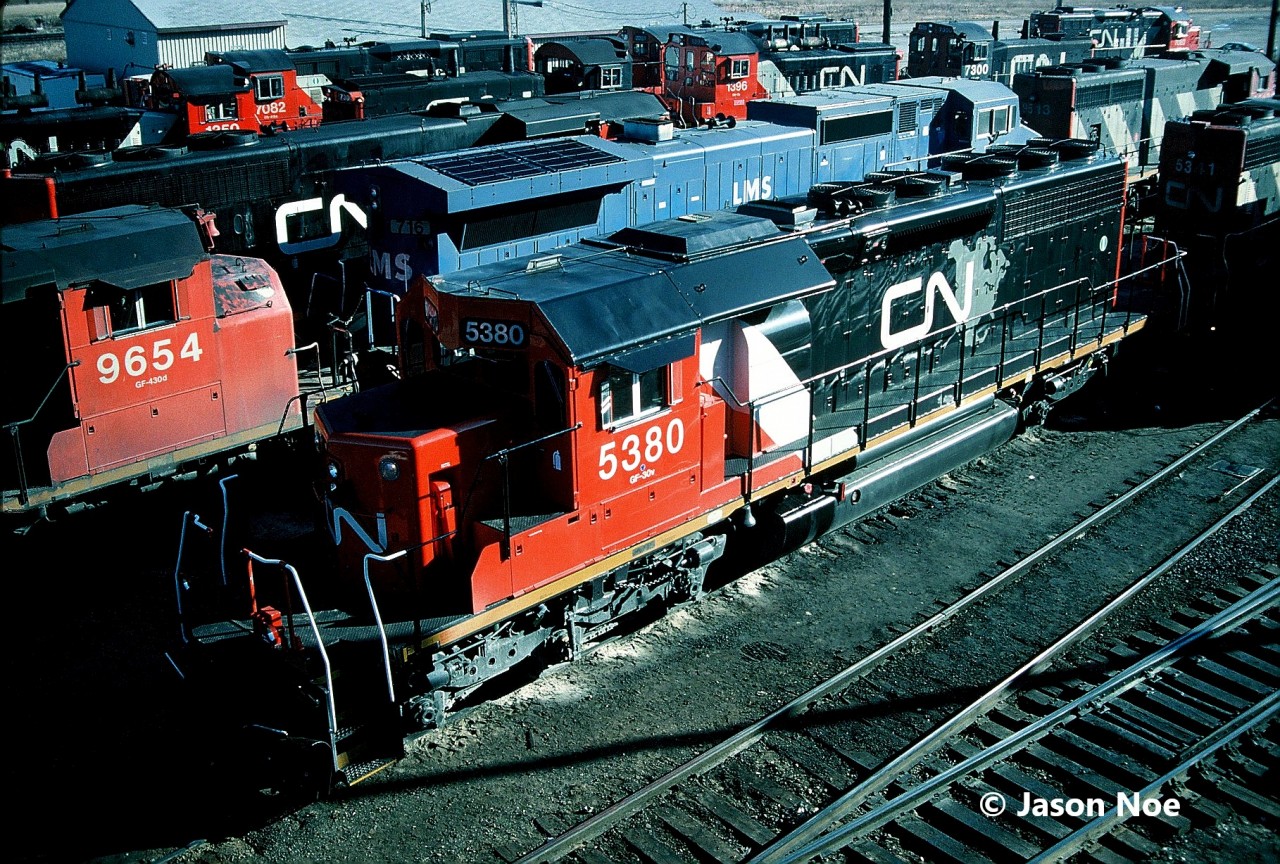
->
0, 29, 63, 46
505, 403, 1278, 864
755, 511, 1279, 863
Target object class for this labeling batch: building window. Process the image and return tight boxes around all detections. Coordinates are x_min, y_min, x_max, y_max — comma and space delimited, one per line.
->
730, 58, 750, 78
254, 74, 285, 101
599, 366, 665, 428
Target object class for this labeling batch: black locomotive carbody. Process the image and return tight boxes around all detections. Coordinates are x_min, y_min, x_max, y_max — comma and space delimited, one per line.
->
286, 33, 533, 80
1013, 50, 1276, 177
1, 105, 157, 166
1158, 97, 1280, 233
4, 113, 503, 255
760, 42, 899, 95
172, 137, 1166, 792
535, 37, 632, 95
320, 70, 545, 121
907, 21, 1095, 82
1023, 5, 1203, 54
1155, 97, 1280, 331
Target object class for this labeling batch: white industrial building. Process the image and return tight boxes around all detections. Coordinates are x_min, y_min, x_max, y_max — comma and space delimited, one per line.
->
61, 0, 287, 77
58, 0, 732, 78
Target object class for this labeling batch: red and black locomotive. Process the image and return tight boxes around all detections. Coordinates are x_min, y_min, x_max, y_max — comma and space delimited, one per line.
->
170, 137, 1164, 791
1022, 5, 1203, 54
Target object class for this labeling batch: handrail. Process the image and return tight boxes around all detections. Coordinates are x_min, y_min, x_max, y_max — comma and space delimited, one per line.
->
243, 548, 341, 776
172, 511, 212, 646
731, 253, 1171, 483
361, 550, 404, 704
364, 286, 400, 352
2, 360, 78, 506
479, 422, 583, 558
282, 339, 337, 441
218, 474, 237, 587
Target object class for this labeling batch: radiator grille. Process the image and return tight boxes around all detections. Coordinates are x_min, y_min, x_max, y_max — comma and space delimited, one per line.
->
1243, 131, 1280, 170
897, 101, 917, 134
1074, 79, 1144, 110
1002, 166, 1125, 239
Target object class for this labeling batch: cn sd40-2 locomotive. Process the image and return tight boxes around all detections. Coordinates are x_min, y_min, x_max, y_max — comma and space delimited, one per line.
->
173, 137, 1167, 792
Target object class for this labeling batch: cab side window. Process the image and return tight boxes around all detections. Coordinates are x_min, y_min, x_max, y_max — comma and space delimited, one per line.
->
599, 365, 665, 428
87, 281, 176, 340
254, 74, 285, 101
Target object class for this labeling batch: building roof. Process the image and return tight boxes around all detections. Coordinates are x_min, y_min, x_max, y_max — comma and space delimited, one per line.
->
63, 0, 286, 32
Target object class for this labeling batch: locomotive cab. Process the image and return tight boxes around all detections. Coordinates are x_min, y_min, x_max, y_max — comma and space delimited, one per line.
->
318, 256, 713, 613
1, 205, 302, 516
315, 211, 837, 621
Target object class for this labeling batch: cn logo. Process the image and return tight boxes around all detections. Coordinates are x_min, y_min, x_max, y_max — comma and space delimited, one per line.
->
880, 261, 974, 350
274, 194, 369, 255
1162, 180, 1223, 213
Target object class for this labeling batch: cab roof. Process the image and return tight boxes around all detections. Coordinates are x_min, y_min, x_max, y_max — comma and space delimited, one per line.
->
2, 205, 205, 304
430, 210, 835, 368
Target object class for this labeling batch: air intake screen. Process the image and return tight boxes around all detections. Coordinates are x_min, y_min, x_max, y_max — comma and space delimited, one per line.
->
1002, 166, 1124, 239
1243, 131, 1280, 170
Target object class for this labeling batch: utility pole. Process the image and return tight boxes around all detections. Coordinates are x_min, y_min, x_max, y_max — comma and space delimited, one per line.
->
420, 0, 431, 38
882, 0, 892, 45
1269, 0, 1278, 63
503, 0, 542, 37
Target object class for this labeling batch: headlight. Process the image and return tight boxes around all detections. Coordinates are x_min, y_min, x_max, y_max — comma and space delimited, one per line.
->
378, 456, 402, 482
326, 461, 340, 480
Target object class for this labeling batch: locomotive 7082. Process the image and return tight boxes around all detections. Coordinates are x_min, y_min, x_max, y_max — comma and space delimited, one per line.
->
175, 137, 1161, 791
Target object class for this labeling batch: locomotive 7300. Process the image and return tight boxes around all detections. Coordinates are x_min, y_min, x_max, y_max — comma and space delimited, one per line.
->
175, 136, 1160, 791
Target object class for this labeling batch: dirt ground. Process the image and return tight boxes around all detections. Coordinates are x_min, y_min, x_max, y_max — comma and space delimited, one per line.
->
4, 3, 1277, 863
8, 329, 1258, 864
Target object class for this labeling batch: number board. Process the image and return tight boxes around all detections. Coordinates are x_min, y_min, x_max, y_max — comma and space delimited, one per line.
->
462, 318, 527, 349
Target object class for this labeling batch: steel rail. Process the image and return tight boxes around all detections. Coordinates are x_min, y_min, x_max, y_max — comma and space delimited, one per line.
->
759, 476, 1280, 864
513, 403, 1273, 863
766, 572, 1280, 863
1029, 690, 1280, 863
